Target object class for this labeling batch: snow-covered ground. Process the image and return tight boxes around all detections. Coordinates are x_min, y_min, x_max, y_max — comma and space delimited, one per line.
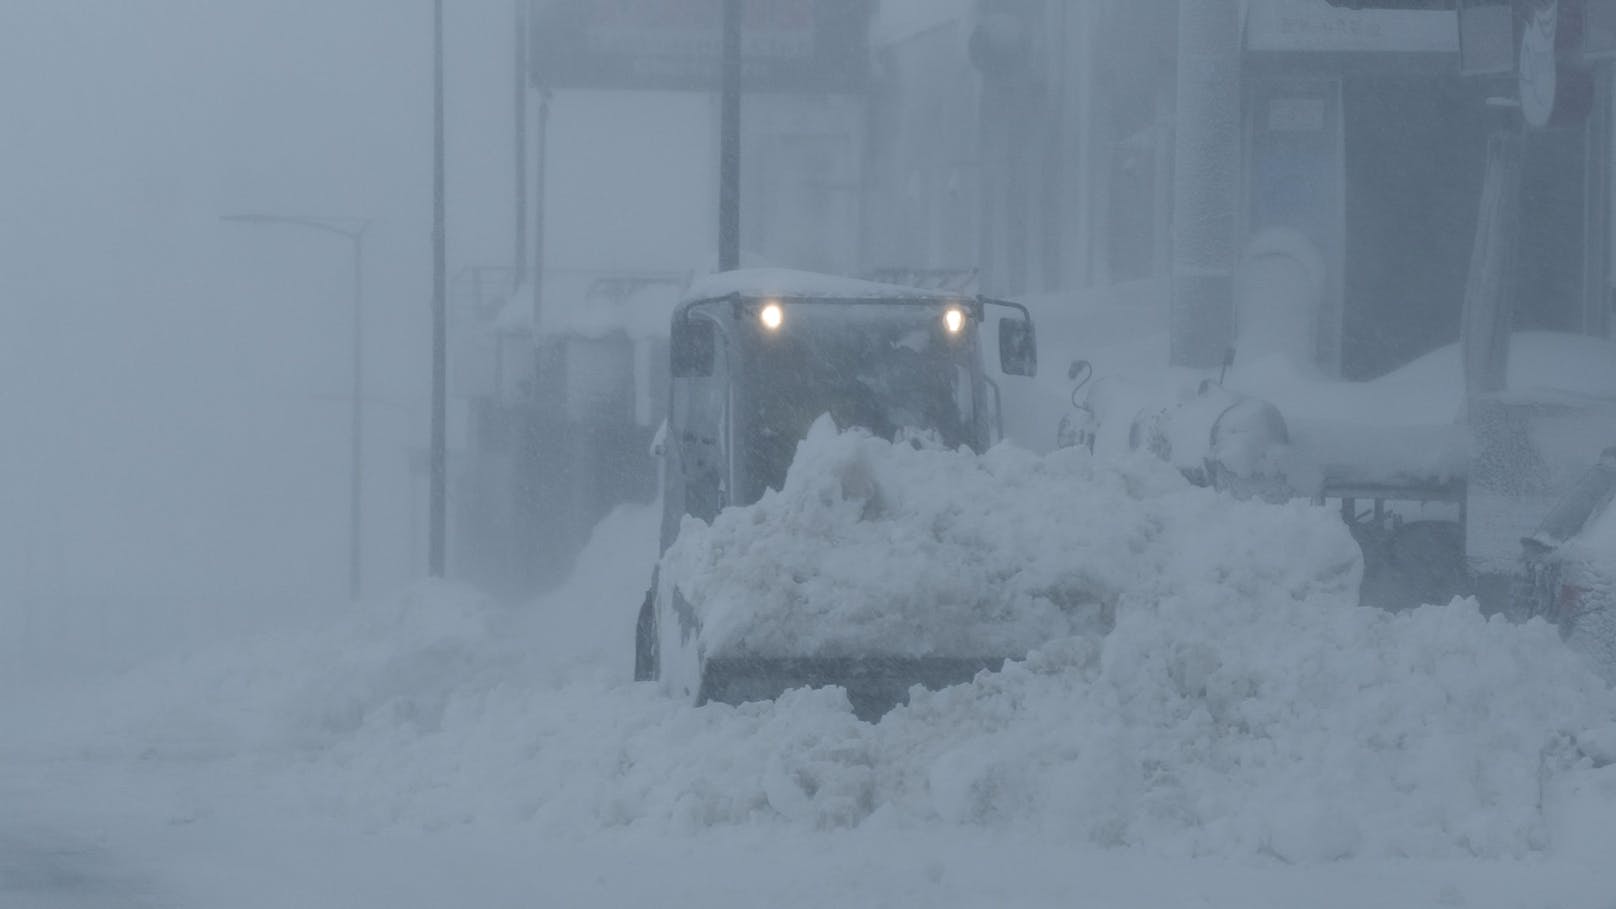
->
5, 426, 1616, 907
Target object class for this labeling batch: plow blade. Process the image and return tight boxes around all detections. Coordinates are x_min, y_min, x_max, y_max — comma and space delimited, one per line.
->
697, 655, 1007, 721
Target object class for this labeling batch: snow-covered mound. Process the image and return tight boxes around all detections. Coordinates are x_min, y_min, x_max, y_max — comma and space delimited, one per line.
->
662, 416, 1361, 661
883, 599, 1613, 861
11, 437, 1615, 864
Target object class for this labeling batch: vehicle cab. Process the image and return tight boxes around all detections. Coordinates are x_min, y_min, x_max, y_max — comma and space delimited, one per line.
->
635, 268, 1037, 706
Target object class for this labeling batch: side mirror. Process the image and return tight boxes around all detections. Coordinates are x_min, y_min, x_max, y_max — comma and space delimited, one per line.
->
671, 317, 715, 378
999, 317, 1037, 377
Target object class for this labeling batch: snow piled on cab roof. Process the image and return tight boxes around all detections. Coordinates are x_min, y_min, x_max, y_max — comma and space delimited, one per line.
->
683, 268, 954, 303
28, 424, 1616, 864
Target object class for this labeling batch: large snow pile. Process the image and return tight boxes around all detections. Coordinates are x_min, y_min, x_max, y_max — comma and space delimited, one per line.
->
206, 577, 1614, 862
12, 431, 1615, 866
1060, 330, 1616, 490
1227, 331, 1616, 487
663, 415, 1360, 661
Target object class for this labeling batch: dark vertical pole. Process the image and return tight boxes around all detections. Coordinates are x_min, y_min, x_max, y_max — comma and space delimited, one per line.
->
430, 0, 449, 577
718, 0, 742, 271
532, 88, 550, 329
350, 230, 365, 600
514, 0, 529, 285
1170, 0, 1242, 369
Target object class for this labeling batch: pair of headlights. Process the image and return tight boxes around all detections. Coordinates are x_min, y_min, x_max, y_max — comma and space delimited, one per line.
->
756, 301, 968, 335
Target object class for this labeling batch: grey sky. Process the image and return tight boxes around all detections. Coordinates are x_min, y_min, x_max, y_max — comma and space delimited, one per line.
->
0, 1, 513, 615
0, 0, 725, 626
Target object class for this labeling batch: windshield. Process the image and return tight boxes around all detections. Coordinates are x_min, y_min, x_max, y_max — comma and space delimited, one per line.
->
739, 304, 977, 499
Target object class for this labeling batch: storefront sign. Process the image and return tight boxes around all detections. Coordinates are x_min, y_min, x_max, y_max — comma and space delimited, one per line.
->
1246, 0, 1459, 54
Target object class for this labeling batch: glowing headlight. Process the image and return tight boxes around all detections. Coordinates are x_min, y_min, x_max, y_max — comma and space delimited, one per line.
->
759, 301, 784, 331
943, 306, 966, 334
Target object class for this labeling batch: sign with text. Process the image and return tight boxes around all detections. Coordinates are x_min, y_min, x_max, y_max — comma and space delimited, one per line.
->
1246, 0, 1459, 53
530, 0, 872, 93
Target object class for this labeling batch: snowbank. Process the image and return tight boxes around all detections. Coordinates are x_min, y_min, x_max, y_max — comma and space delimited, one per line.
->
644, 423, 1614, 858
1065, 330, 1616, 491
488, 267, 990, 346
662, 415, 1360, 661
16, 427, 1614, 866
1230, 331, 1616, 431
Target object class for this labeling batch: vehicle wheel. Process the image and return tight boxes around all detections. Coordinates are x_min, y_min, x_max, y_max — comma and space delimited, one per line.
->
1359, 520, 1467, 611
634, 587, 658, 682
1394, 520, 1467, 606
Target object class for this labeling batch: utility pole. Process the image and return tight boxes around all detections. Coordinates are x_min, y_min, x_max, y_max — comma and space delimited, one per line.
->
430, 0, 449, 577
514, 0, 529, 285
533, 87, 551, 330
348, 229, 365, 597
1171, 0, 1242, 369
718, 0, 742, 271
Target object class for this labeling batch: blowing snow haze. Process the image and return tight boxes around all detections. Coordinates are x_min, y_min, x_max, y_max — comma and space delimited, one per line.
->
1, 2, 431, 635
2, 1, 1616, 907
0, 1, 681, 642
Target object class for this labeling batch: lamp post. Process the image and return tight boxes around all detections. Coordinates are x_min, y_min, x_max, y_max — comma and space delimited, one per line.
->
718, 0, 741, 272
222, 212, 371, 600
431, 0, 449, 579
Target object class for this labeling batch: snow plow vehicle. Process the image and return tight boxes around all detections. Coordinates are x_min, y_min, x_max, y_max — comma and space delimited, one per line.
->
634, 269, 1038, 718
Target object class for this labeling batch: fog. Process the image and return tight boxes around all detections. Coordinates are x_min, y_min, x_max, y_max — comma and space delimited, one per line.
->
1, 2, 1615, 906
0, 2, 668, 663
2, 5, 400, 617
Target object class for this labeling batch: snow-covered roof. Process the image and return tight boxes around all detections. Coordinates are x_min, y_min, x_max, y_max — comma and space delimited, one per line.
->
1225, 332, 1616, 487
683, 267, 957, 304
648, 417, 1615, 855
483, 269, 961, 344
1059, 327, 1616, 492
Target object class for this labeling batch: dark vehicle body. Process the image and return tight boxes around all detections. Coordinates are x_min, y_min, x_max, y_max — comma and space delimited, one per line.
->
634, 271, 1036, 718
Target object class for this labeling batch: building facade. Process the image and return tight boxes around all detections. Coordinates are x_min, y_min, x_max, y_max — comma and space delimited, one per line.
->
865, 0, 1616, 376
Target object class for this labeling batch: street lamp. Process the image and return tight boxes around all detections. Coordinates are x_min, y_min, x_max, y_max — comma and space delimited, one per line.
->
222, 212, 371, 600
432, 0, 449, 579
